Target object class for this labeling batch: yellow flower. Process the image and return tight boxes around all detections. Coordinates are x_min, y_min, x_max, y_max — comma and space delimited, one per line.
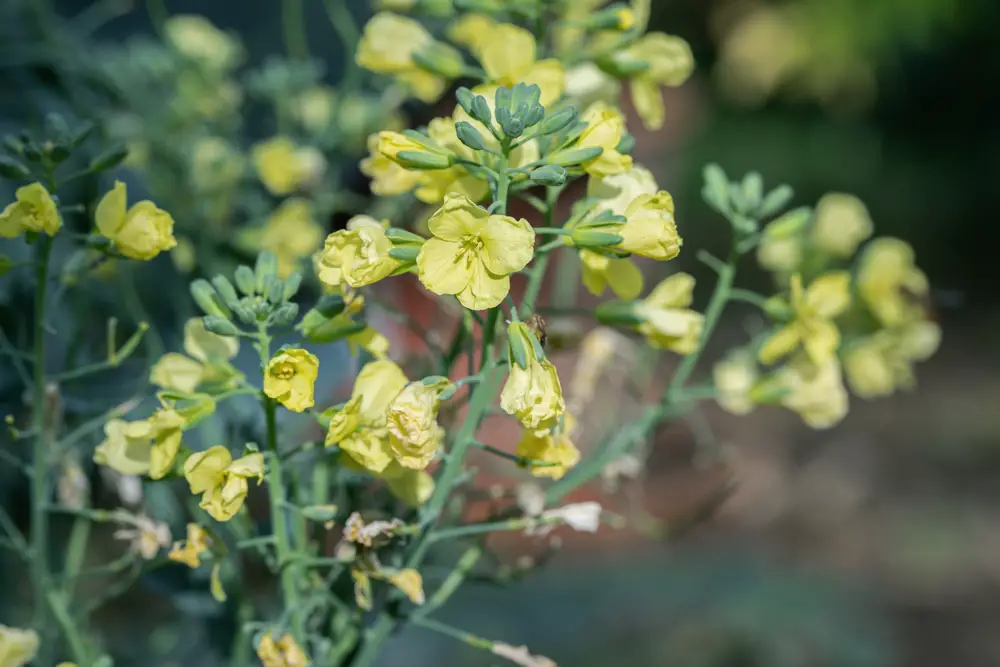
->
587, 166, 659, 217
95, 181, 177, 260
616, 192, 682, 260
93, 408, 185, 480
811, 193, 873, 258
183, 446, 264, 522
756, 210, 807, 273
264, 348, 319, 412
0, 182, 62, 237
416, 193, 535, 310
447, 13, 496, 56
857, 237, 929, 327
348, 326, 391, 360
150, 353, 203, 393
759, 272, 851, 365
501, 323, 566, 429
387, 568, 425, 604
635, 273, 704, 354
164, 15, 242, 70
477, 24, 565, 106
316, 217, 402, 290
293, 85, 337, 133
624, 33, 695, 130
256, 631, 309, 667
357, 13, 459, 102
251, 137, 325, 196
382, 463, 435, 507
777, 356, 849, 429
843, 321, 940, 398
326, 360, 408, 473
564, 62, 620, 110
0, 625, 39, 667
248, 199, 324, 278
579, 250, 644, 300
167, 522, 210, 568
576, 102, 633, 177
713, 352, 759, 416
185, 316, 239, 363
386, 381, 447, 470
360, 133, 422, 197
412, 117, 491, 204
516, 425, 581, 480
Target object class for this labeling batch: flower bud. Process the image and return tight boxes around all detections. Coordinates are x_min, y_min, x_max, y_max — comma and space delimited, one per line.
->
763, 296, 794, 321
548, 146, 604, 168
701, 163, 730, 213
394, 150, 453, 170
234, 265, 256, 295
507, 321, 546, 370
190, 279, 229, 318
570, 229, 624, 248
87, 144, 129, 173
283, 271, 302, 301
529, 165, 567, 187
535, 108, 577, 137
586, 5, 635, 30
269, 302, 299, 327
594, 300, 643, 326
254, 251, 278, 292
759, 184, 794, 218
455, 121, 490, 151
315, 293, 346, 318
300, 313, 367, 344
211, 276, 241, 312
596, 55, 650, 78
412, 41, 465, 79
0, 156, 30, 179
202, 315, 241, 337
388, 245, 421, 262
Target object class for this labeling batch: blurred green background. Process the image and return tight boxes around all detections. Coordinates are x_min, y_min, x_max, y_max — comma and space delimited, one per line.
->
3, 0, 998, 665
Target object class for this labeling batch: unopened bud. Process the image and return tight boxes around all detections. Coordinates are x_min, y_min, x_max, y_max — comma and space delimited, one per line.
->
389, 246, 420, 262
234, 265, 256, 295
202, 315, 242, 337
211, 276, 241, 311
315, 294, 346, 318
570, 229, 623, 249
548, 146, 604, 168
190, 279, 229, 318
529, 165, 567, 187
507, 321, 545, 370
283, 271, 302, 301
412, 41, 465, 79
594, 301, 643, 326
535, 108, 577, 137
394, 150, 453, 170
0, 156, 30, 179
269, 302, 299, 327
455, 121, 490, 151
254, 252, 278, 293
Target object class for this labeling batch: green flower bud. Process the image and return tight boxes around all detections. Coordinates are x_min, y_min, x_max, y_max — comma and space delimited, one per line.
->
529, 165, 567, 187
394, 150, 453, 170
175, 393, 217, 426
254, 252, 278, 293
269, 302, 299, 327
594, 300, 643, 326
616, 132, 636, 155
570, 229, 624, 249
70, 122, 95, 148
0, 156, 30, 179
0, 254, 12, 277
314, 294, 346, 318
742, 171, 764, 211
535, 108, 577, 137
211, 276, 241, 312
548, 146, 604, 168
190, 279, 229, 318
412, 41, 465, 79
507, 321, 545, 370
389, 246, 421, 262
301, 314, 367, 344
234, 265, 256, 295
87, 144, 129, 173
471, 95, 493, 128
455, 121, 490, 151
283, 271, 302, 301
386, 227, 426, 244
2, 135, 23, 155
758, 184, 794, 218
596, 55, 650, 78
203, 315, 242, 337
701, 163, 730, 213
763, 296, 794, 321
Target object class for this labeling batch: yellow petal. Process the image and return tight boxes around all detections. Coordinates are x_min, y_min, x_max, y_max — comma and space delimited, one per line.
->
803, 319, 840, 365
428, 193, 486, 240
480, 24, 536, 82
183, 445, 231, 494
630, 78, 665, 130
605, 257, 644, 300
417, 238, 471, 296
227, 452, 265, 482
149, 353, 203, 394
645, 272, 695, 308
458, 260, 509, 310
95, 180, 127, 237
184, 317, 239, 362
210, 562, 227, 602
353, 359, 409, 424
759, 325, 800, 365
525, 59, 567, 106
479, 215, 536, 275
804, 272, 851, 318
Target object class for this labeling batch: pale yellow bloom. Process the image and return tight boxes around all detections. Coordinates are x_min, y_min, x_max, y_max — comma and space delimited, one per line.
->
579, 250, 644, 300
0, 625, 39, 667
501, 324, 566, 430
360, 133, 422, 197
316, 217, 402, 289
616, 192, 682, 260
412, 115, 491, 204
516, 425, 580, 480
564, 62, 620, 111
778, 356, 849, 429
388, 568, 425, 604
576, 102, 633, 177
382, 462, 435, 507
149, 352, 203, 394
0, 182, 62, 237
624, 33, 695, 130
587, 166, 659, 217
857, 237, 929, 327
264, 348, 319, 412
246, 198, 324, 278
251, 137, 325, 196
387, 381, 447, 470
184, 317, 239, 363
164, 15, 242, 70
93, 408, 185, 480
326, 360, 409, 473
713, 352, 759, 416
636, 273, 704, 354
183, 446, 264, 522
811, 193, 873, 258
447, 13, 496, 56
757, 210, 807, 273
759, 272, 851, 365
478, 24, 565, 106
257, 631, 308, 667
357, 13, 460, 102
167, 522, 211, 568
843, 320, 940, 398
416, 194, 535, 310
293, 85, 337, 133
95, 181, 176, 260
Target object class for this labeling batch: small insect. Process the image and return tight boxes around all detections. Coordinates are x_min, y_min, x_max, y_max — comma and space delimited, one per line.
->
527, 313, 547, 349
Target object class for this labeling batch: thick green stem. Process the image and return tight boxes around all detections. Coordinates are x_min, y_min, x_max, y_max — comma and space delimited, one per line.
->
31, 235, 52, 627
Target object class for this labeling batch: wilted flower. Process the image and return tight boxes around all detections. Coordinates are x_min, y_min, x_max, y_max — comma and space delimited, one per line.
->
343, 512, 403, 547
516, 422, 580, 481
541, 501, 603, 533
386, 380, 447, 470
491, 642, 557, 667
388, 568, 425, 604
183, 446, 264, 521
316, 217, 402, 289
0, 182, 62, 238
257, 631, 308, 667
95, 181, 176, 260
264, 348, 319, 412
167, 522, 211, 568
114, 514, 172, 560
416, 194, 535, 310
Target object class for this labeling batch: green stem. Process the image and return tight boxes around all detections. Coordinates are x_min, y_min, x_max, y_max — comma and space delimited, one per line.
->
522, 186, 563, 315
282, 0, 309, 60
410, 616, 493, 651
31, 235, 52, 629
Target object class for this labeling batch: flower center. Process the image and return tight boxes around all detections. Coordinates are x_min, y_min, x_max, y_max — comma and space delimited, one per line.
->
457, 233, 484, 262
273, 362, 296, 380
